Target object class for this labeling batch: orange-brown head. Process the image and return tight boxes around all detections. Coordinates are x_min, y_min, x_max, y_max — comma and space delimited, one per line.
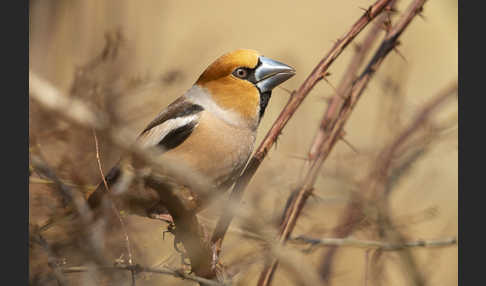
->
194, 49, 295, 128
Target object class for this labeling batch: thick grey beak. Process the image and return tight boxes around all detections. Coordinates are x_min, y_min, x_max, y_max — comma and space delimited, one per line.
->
255, 56, 295, 93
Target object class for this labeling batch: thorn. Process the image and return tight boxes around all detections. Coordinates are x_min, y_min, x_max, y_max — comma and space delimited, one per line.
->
416, 6, 425, 18
369, 64, 378, 74
322, 72, 338, 93
359, 6, 373, 20
286, 153, 311, 161
339, 131, 359, 154
364, 6, 373, 20
278, 86, 293, 95
417, 6, 427, 21
323, 74, 347, 101
324, 81, 338, 97
385, 5, 399, 14
316, 71, 331, 84
392, 43, 407, 62
382, 17, 392, 32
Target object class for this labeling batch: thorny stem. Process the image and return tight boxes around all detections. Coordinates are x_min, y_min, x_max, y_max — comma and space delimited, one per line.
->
319, 11, 456, 286
257, 0, 429, 285
308, 3, 395, 159
210, 0, 396, 266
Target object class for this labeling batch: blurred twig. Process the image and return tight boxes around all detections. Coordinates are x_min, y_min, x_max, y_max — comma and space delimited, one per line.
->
29, 71, 215, 280
372, 81, 458, 191
30, 224, 68, 286
291, 236, 457, 251
319, 79, 457, 283
30, 154, 93, 228
29, 154, 109, 266
257, 1, 429, 285
92, 129, 136, 285
29, 71, 107, 129
62, 264, 229, 286
210, 0, 396, 265
29, 71, 214, 198
29, 177, 95, 192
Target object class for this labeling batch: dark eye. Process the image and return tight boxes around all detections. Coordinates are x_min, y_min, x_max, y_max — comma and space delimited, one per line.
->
233, 68, 248, 79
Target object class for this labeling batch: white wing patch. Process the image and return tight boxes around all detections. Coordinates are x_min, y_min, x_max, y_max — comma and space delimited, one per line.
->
138, 114, 199, 148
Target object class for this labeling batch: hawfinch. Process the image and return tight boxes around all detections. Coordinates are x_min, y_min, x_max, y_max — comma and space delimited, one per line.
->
87, 49, 295, 211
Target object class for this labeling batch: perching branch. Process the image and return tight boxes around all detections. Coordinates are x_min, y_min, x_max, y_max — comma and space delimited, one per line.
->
144, 175, 214, 278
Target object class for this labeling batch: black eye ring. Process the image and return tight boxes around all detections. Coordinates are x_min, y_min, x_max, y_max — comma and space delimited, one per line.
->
233, 68, 248, 79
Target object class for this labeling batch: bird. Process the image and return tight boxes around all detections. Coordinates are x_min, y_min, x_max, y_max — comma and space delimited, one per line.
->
86, 49, 295, 216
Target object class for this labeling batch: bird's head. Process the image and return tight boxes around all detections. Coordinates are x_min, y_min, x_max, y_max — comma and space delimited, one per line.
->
194, 49, 295, 128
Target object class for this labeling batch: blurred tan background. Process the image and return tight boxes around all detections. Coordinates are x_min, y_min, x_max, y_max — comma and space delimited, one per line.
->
29, 0, 457, 285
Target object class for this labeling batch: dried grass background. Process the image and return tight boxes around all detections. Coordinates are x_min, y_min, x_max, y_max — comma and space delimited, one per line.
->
29, 0, 457, 285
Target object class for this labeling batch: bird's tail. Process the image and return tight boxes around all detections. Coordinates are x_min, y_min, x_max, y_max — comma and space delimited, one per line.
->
86, 166, 121, 209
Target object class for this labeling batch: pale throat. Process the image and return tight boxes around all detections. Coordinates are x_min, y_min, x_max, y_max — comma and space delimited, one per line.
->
184, 85, 259, 130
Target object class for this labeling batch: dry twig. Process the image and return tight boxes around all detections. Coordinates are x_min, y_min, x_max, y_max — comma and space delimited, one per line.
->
210, 0, 396, 265
29, 71, 214, 198
92, 129, 136, 285
29, 71, 215, 280
29, 154, 109, 267
308, 3, 395, 159
257, 1, 429, 285
291, 236, 457, 251
62, 264, 229, 286
30, 224, 68, 286
319, 79, 457, 283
